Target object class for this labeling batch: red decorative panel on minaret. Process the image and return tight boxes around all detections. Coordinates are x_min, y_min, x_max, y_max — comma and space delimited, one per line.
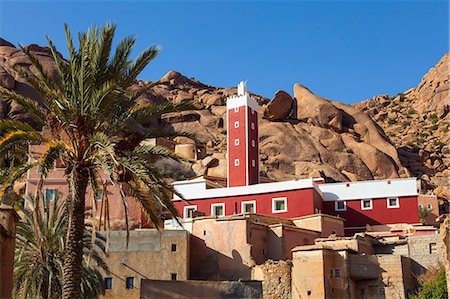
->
227, 82, 259, 187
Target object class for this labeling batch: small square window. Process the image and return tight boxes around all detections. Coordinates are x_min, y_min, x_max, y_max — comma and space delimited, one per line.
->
334, 269, 341, 277
242, 201, 256, 213
211, 203, 225, 217
361, 199, 372, 210
234, 121, 239, 128
234, 159, 240, 166
427, 204, 432, 209
171, 273, 177, 280
429, 243, 437, 254
272, 198, 287, 213
234, 107, 239, 113
95, 189, 103, 201
251, 140, 255, 147
171, 244, 177, 252
234, 139, 240, 146
125, 277, 134, 289
387, 197, 399, 208
251, 122, 255, 130
418, 204, 423, 209
104, 277, 112, 290
45, 189, 56, 201
252, 159, 256, 167
37, 165, 44, 174
335, 201, 346, 211
184, 206, 197, 219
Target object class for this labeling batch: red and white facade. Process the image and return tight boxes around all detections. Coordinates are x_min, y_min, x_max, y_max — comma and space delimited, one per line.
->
172, 82, 425, 235
227, 81, 259, 187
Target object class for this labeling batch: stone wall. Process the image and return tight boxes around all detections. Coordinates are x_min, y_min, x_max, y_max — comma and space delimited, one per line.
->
407, 234, 442, 271
140, 280, 262, 299
252, 260, 292, 299
439, 215, 450, 292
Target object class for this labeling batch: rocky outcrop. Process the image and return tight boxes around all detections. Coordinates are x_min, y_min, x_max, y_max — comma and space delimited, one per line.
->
0, 37, 445, 192
262, 90, 292, 121
355, 52, 450, 200
294, 84, 343, 132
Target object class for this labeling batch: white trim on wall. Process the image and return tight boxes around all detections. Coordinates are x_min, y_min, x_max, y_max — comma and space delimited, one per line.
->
387, 197, 400, 209
272, 197, 287, 213
241, 200, 256, 213
335, 201, 347, 211
360, 199, 373, 210
211, 203, 225, 217
183, 205, 197, 219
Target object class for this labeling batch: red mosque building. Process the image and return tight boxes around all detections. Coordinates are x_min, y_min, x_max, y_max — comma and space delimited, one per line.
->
172, 82, 430, 235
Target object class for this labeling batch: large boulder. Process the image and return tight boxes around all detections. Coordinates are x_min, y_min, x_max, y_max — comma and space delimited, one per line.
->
263, 90, 292, 121
0, 66, 15, 89
294, 84, 343, 132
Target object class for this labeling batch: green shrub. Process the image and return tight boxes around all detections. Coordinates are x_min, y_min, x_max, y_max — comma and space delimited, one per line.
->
411, 266, 447, 299
430, 125, 438, 131
408, 108, 417, 114
429, 113, 439, 124
387, 118, 396, 125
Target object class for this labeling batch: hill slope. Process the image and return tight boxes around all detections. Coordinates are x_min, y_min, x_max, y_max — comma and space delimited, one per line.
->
0, 38, 447, 201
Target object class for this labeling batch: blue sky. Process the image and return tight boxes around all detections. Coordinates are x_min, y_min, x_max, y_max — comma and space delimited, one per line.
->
0, 1, 448, 103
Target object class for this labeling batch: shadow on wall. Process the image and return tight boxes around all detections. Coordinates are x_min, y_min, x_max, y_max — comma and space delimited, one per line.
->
190, 235, 251, 281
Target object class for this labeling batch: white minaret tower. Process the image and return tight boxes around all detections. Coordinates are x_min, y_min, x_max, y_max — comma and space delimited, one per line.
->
226, 81, 260, 187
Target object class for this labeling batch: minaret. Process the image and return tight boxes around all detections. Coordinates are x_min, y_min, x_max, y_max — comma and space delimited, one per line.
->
226, 81, 259, 187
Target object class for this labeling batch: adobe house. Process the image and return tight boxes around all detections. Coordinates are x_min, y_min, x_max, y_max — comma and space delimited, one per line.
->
99, 229, 189, 299
0, 205, 19, 299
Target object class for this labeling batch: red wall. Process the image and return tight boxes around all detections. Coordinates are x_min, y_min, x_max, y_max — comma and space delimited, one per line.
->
174, 188, 317, 219
247, 107, 259, 185
322, 196, 420, 229
228, 106, 247, 187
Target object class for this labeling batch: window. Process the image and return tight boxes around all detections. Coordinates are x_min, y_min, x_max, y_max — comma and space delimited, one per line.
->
251, 122, 255, 130
418, 204, 423, 209
211, 203, 225, 217
234, 121, 239, 128
45, 189, 56, 201
184, 206, 197, 219
427, 204, 432, 209
95, 189, 103, 201
272, 197, 287, 213
252, 159, 256, 167
361, 199, 372, 210
251, 140, 255, 147
234, 107, 239, 113
429, 243, 437, 254
171, 273, 177, 281
37, 165, 44, 174
125, 277, 134, 289
104, 277, 112, 290
334, 269, 341, 277
171, 244, 177, 252
234, 139, 240, 146
387, 197, 399, 208
234, 159, 240, 166
335, 201, 346, 211
242, 201, 256, 213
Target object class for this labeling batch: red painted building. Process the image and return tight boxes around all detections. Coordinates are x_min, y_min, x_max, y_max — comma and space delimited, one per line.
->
172, 82, 424, 234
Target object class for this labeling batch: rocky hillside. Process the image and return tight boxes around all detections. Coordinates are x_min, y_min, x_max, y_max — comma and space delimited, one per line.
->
355, 53, 449, 200
0, 37, 446, 201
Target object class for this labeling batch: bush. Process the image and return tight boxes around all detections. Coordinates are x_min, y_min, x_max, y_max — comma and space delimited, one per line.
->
388, 118, 396, 125
429, 113, 439, 124
412, 266, 447, 299
408, 108, 417, 114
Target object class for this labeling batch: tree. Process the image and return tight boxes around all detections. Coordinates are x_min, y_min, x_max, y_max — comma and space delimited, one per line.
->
0, 23, 192, 298
418, 205, 433, 224
14, 195, 108, 299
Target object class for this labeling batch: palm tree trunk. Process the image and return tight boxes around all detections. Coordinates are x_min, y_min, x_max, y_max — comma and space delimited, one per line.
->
62, 164, 89, 299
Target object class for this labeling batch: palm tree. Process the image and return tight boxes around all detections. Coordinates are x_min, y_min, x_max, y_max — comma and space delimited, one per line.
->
14, 195, 108, 299
418, 205, 433, 224
0, 23, 193, 298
